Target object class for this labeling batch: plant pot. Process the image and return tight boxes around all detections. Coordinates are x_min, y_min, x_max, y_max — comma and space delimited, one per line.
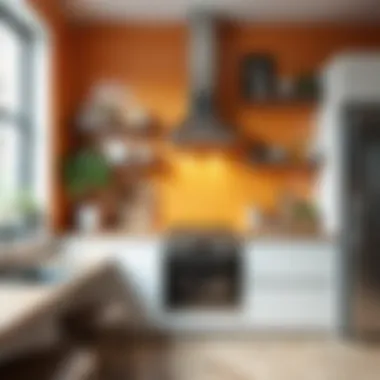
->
102, 138, 129, 165
75, 203, 102, 233
97, 187, 124, 230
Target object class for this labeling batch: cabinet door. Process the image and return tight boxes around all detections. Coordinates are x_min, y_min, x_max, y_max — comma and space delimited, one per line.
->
63, 238, 164, 312
247, 241, 337, 279
249, 289, 336, 329
245, 241, 339, 330
117, 240, 163, 312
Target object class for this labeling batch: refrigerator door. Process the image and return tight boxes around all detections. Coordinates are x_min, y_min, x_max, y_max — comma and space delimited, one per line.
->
345, 104, 380, 338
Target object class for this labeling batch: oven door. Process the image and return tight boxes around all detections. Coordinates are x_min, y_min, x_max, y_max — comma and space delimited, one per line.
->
165, 255, 241, 310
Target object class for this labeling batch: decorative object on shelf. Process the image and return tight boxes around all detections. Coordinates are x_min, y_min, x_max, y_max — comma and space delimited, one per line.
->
241, 51, 321, 104
288, 136, 323, 169
277, 76, 295, 100
277, 187, 320, 233
126, 105, 151, 131
288, 143, 303, 163
290, 199, 320, 233
242, 54, 277, 101
102, 138, 130, 166
103, 143, 157, 181
64, 149, 112, 232
122, 181, 156, 233
246, 205, 262, 232
266, 145, 288, 164
292, 199, 319, 224
278, 189, 297, 228
113, 142, 160, 177
75, 203, 102, 233
78, 104, 107, 133
96, 187, 123, 230
133, 143, 155, 165
247, 140, 270, 163
77, 82, 132, 133
247, 141, 289, 165
78, 81, 155, 137
294, 72, 321, 101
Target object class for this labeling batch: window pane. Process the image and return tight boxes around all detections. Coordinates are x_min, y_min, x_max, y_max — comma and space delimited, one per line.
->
0, 21, 21, 113
0, 122, 20, 195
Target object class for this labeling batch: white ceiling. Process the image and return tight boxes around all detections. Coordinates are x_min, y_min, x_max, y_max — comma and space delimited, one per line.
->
64, 0, 380, 22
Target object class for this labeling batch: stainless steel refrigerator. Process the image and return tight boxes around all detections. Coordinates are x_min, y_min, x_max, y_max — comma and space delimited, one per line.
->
344, 103, 380, 339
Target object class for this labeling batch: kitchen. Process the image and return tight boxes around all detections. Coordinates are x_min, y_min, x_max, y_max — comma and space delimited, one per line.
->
60, 13, 339, 333
1, 0, 380, 378
57, 11, 352, 334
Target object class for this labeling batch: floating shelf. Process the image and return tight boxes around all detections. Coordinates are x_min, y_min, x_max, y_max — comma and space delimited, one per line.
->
243, 160, 321, 175
244, 98, 318, 110
79, 118, 164, 140
121, 126, 164, 140
115, 159, 168, 177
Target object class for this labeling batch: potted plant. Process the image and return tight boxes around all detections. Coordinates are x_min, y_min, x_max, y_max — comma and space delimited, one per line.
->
0, 194, 19, 243
16, 192, 44, 234
64, 149, 112, 232
291, 199, 320, 233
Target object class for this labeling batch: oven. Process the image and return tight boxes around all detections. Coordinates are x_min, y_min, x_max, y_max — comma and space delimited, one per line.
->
164, 230, 242, 310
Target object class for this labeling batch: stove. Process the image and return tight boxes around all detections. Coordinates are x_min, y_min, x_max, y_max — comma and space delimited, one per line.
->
164, 229, 242, 310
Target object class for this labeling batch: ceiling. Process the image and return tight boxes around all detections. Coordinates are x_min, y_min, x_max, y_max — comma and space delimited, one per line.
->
64, 0, 380, 22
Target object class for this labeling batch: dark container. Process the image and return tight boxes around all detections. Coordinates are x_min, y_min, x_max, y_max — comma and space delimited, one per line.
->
242, 54, 277, 101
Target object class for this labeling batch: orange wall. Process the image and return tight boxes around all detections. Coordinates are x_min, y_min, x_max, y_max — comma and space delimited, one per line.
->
70, 23, 380, 135
68, 23, 380, 231
28, 0, 74, 231
70, 25, 188, 126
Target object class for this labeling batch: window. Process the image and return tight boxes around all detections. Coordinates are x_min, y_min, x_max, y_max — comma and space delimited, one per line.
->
0, 2, 46, 239
0, 4, 34, 195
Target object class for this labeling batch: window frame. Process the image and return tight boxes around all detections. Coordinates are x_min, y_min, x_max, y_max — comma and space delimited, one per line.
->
0, 0, 51, 235
0, 2, 36, 190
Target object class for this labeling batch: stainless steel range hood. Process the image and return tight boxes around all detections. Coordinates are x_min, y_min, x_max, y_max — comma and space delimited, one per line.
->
171, 11, 238, 146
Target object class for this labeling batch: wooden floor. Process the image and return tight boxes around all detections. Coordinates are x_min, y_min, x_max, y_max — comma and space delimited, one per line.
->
2, 336, 380, 380
165, 338, 380, 380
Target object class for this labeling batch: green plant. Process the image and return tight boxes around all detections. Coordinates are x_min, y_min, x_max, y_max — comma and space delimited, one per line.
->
14, 191, 44, 231
292, 200, 318, 223
16, 191, 40, 216
64, 149, 111, 200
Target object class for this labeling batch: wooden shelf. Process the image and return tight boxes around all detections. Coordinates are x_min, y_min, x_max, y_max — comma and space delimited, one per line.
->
243, 160, 321, 175
114, 159, 168, 177
244, 98, 318, 110
78, 117, 164, 140
121, 127, 165, 140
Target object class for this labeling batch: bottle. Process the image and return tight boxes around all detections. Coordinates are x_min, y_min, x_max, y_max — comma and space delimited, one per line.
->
246, 205, 262, 232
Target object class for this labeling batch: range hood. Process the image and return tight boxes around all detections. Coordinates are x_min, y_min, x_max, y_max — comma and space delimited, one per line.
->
171, 11, 238, 146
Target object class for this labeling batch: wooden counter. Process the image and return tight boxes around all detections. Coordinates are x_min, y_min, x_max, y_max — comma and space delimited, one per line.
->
0, 260, 146, 362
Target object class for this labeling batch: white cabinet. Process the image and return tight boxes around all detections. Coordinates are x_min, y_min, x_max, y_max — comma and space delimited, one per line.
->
250, 290, 336, 329
117, 240, 163, 312
62, 237, 164, 313
244, 240, 339, 331
62, 237, 340, 333
247, 241, 336, 279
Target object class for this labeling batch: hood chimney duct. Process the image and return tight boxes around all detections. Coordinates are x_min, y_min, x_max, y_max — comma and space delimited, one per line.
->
171, 10, 238, 146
